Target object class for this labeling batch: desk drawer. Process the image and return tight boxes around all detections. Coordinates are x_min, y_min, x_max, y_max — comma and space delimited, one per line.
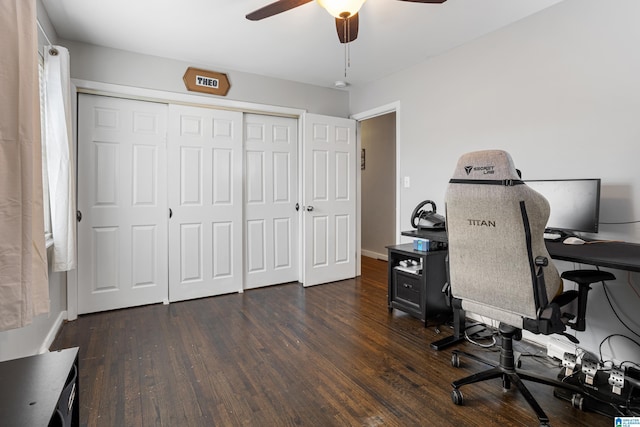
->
394, 269, 422, 306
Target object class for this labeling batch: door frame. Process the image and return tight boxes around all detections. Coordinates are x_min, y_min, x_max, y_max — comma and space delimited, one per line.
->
351, 101, 402, 270
68, 79, 307, 320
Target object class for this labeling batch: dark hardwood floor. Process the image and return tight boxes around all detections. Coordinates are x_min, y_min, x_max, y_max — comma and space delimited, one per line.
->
51, 257, 609, 426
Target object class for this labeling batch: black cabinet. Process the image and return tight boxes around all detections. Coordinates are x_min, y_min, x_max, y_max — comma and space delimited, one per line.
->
0, 347, 79, 427
387, 243, 450, 325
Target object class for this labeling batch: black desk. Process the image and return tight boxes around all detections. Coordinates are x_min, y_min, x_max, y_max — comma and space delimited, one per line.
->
401, 229, 640, 349
544, 240, 640, 272
402, 229, 640, 272
401, 229, 448, 244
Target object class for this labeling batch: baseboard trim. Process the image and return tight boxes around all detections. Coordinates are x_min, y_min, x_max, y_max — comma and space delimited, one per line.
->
39, 310, 67, 354
362, 249, 388, 261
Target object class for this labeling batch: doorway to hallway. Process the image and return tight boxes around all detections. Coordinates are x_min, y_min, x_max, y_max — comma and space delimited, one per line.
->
360, 112, 396, 260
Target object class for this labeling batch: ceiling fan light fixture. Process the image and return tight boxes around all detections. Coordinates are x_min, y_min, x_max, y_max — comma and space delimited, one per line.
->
317, 0, 367, 19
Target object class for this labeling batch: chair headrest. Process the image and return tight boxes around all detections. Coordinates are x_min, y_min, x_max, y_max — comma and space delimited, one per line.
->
451, 150, 521, 182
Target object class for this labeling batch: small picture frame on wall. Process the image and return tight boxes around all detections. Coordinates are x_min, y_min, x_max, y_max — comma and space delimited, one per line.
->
361, 148, 366, 170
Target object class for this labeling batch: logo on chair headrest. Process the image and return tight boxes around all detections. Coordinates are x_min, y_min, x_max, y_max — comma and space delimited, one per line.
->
464, 165, 495, 175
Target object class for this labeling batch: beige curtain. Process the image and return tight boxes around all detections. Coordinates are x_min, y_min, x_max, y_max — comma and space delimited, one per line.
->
0, 0, 50, 331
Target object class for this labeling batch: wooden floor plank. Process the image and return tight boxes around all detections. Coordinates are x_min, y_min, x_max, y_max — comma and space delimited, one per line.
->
52, 257, 609, 426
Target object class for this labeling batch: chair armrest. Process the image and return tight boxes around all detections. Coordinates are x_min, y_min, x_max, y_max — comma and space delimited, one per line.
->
560, 269, 616, 331
561, 270, 616, 284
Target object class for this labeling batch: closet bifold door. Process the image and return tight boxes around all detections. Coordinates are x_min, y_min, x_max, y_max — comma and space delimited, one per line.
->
167, 105, 243, 302
77, 94, 169, 314
243, 114, 299, 290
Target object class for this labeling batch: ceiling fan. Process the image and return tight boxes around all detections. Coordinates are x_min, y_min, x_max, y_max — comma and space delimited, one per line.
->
246, 0, 447, 44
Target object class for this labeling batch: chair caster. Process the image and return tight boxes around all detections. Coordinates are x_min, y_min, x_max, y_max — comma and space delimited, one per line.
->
571, 393, 584, 410
451, 352, 460, 368
451, 388, 464, 405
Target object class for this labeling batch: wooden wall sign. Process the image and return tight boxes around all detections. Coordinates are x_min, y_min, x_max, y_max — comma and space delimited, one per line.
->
183, 67, 231, 96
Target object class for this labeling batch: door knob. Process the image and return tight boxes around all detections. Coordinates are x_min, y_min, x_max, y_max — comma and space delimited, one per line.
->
306, 205, 314, 212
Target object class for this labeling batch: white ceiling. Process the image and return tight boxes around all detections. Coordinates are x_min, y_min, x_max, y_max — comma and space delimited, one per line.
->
41, 0, 562, 89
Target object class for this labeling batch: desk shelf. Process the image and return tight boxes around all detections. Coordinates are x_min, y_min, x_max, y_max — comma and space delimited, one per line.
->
387, 244, 450, 325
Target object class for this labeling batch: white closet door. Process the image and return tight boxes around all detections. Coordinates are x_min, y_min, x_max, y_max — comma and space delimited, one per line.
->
168, 105, 243, 302
77, 94, 168, 314
244, 114, 298, 289
302, 113, 357, 287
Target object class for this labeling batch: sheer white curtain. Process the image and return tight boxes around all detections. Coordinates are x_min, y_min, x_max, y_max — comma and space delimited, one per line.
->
0, 0, 50, 331
44, 46, 77, 272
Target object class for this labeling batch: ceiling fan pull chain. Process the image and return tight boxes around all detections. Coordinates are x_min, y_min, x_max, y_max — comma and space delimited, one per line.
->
344, 18, 348, 77
342, 16, 353, 78
344, 45, 348, 77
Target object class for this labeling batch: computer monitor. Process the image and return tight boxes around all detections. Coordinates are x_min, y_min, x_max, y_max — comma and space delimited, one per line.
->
524, 179, 601, 234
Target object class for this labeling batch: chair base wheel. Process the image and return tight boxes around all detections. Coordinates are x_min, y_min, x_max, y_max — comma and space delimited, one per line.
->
451, 352, 460, 368
571, 393, 584, 410
451, 388, 464, 405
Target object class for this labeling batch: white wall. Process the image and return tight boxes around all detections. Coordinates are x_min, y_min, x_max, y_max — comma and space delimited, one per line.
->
62, 40, 350, 118
350, 0, 640, 363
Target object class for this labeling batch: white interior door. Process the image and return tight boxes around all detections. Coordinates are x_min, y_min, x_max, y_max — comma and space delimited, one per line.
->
168, 105, 243, 302
77, 94, 168, 314
302, 113, 357, 287
244, 114, 299, 289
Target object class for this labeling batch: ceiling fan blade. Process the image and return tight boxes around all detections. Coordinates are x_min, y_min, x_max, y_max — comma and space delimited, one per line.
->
246, 0, 314, 21
335, 13, 359, 44
396, 0, 447, 3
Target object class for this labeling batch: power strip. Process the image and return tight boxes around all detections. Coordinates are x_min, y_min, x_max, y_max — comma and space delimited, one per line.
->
547, 337, 579, 361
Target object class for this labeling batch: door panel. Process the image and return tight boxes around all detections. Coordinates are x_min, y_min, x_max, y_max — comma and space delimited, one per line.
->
244, 114, 298, 289
303, 114, 356, 287
168, 105, 243, 301
213, 222, 233, 278
274, 218, 292, 269
77, 94, 168, 314
312, 216, 329, 267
